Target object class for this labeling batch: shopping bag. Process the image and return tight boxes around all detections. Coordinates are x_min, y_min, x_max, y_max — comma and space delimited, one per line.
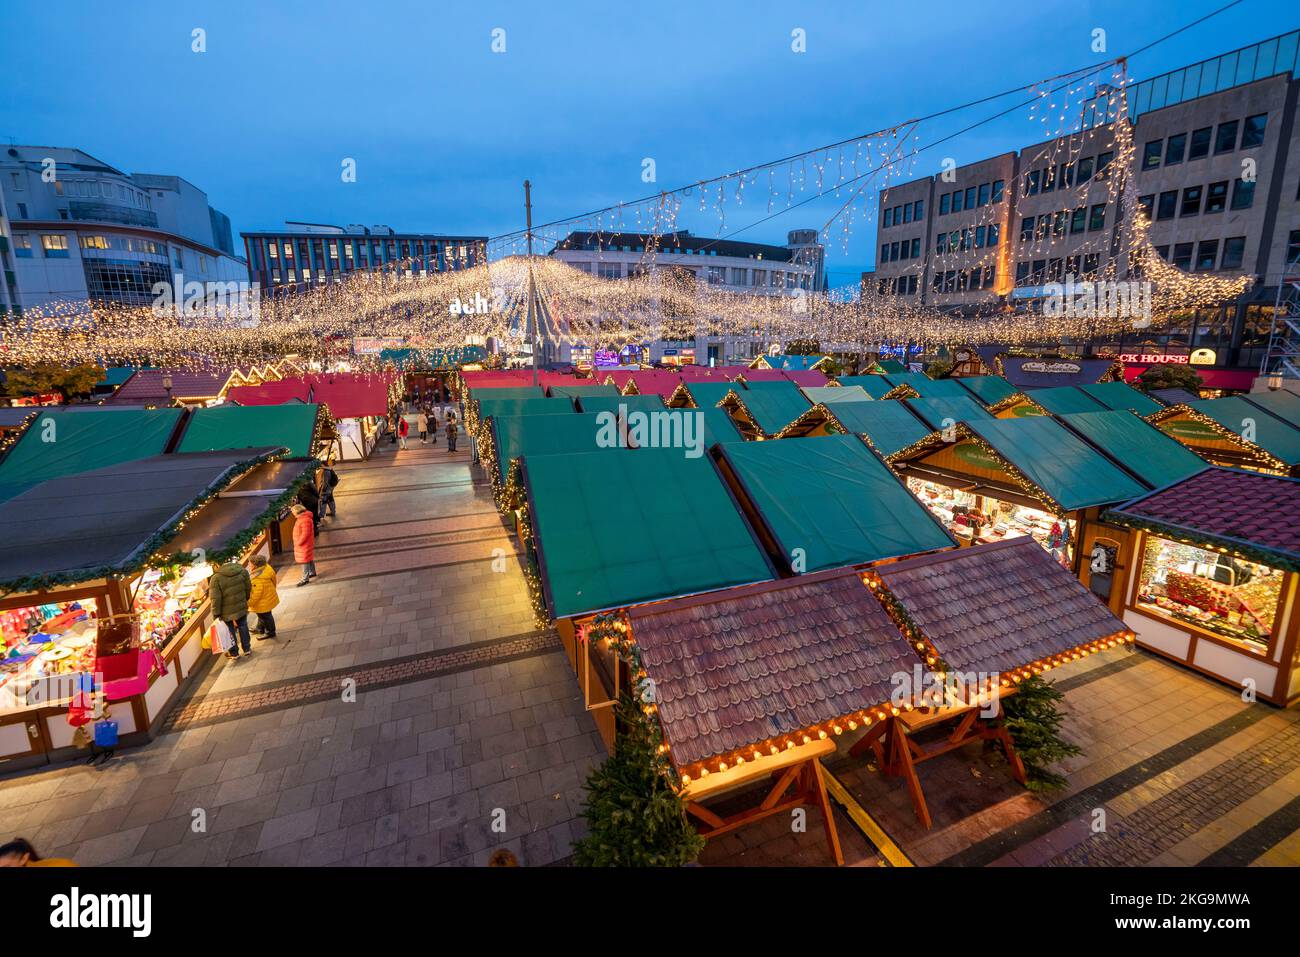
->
211, 620, 233, 655
93, 719, 119, 748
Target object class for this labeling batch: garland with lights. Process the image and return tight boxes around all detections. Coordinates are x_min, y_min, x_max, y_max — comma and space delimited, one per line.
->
1147, 405, 1287, 473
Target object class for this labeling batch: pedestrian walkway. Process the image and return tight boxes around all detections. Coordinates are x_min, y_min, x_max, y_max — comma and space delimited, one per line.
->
0, 440, 604, 866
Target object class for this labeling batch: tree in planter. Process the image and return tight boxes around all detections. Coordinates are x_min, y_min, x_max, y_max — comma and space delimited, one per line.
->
572, 693, 705, 867
1134, 364, 1204, 396
3, 362, 105, 400
1001, 676, 1082, 791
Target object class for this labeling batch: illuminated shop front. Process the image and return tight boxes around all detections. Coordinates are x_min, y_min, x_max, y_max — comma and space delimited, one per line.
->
1106, 467, 1300, 706
904, 476, 1075, 563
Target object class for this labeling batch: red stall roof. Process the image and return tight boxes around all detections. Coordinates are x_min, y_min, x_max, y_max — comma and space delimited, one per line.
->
227, 373, 393, 419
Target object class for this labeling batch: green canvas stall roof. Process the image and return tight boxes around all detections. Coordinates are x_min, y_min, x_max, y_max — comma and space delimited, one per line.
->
547, 384, 620, 398
474, 396, 577, 421
825, 400, 932, 458
1078, 381, 1163, 416
683, 381, 740, 409
906, 377, 971, 399
489, 413, 614, 484
574, 393, 666, 415
904, 395, 994, 431
832, 375, 895, 399
522, 448, 774, 618
969, 417, 1149, 511
724, 383, 811, 435
177, 403, 320, 459
1244, 390, 1300, 429
699, 406, 743, 446
955, 375, 1017, 406
466, 386, 546, 400
877, 359, 907, 374
718, 435, 954, 573
1023, 386, 1109, 416
1191, 396, 1300, 466
0, 407, 183, 503
801, 386, 872, 405
1060, 410, 1207, 490
881, 371, 935, 393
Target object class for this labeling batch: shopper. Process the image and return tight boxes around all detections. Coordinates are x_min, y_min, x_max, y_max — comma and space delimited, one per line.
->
292, 504, 317, 586
298, 480, 321, 525
320, 465, 339, 520
0, 838, 77, 867
428, 406, 439, 446
445, 413, 458, 453
397, 414, 410, 450
247, 554, 280, 640
209, 558, 253, 659
417, 409, 429, 445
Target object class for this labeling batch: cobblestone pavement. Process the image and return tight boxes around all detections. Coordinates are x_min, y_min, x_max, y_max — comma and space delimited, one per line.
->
0, 441, 604, 866
2, 439, 1298, 867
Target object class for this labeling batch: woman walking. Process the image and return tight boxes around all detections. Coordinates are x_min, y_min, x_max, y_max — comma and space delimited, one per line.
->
291, 504, 317, 586
248, 554, 280, 639
417, 409, 429, 445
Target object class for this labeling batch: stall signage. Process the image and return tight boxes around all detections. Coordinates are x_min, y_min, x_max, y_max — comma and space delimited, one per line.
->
353, 337, 406, 355
1190, 348, 1217, 366
953, 441, 1003, 471
1159, 419, 1220, 441
1119, 352, 1188, 364
1021, 361, 1080, 374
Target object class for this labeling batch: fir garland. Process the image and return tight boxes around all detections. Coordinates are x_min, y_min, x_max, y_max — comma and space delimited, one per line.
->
1000, 675, 1083, 791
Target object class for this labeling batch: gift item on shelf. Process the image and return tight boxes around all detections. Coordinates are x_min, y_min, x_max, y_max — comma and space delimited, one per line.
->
905, 478, 1075, 561
132, 564, 211, 651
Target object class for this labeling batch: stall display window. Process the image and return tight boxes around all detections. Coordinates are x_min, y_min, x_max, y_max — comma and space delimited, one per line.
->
1, 601, 98, 711
133, 564, 213, 651
906, 478, 1075, 565
1135, 537, 1282, 648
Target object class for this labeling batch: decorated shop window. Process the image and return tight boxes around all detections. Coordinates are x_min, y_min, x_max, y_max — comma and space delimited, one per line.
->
906, 478, 1075, 565
1135, 536, 1283, 648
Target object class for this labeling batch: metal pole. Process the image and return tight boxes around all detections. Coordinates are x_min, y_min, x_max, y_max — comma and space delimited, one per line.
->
525, 180, 538, 386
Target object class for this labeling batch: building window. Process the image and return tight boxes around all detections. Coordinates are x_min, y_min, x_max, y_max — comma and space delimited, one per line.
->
987, 223, 1000, 246
13, 234, 33, 258
1179, 186, 1202, 217
1214, 120, 1239, 154
1071, 207, 1087, 234
267, 242, 278, 259
1096, 151, 1113, 177
1053, 211, 1067, 237
78, 235, 110, 250
911, 237, 921, 258
964, 186, 975, 209
984, 265, 997, 289
730, 267, 747, 284
1082, 253, 1101, 275
1165, 132, 1186, 165
1142, 140, 1163, 169
883, 208, 893, 228
1171, 242, 1193, 271
975, 225, 986, 247
1015, 262, 1030, 284
1221, 236, 1246, 270
1024, 170, 1040, 196
1188, 127, 1212, 159
977, 183, 990, 206
1076, 158, 1093, 184
1156, 190, 1178, 220
1205, 181, 1228, 213
1241, 113, 1267, 149
881, 243, 890, 263
41, 234, 69, 258
1195, 240, 1218, 271
1043, 165, 1057, 193
1138, 195, 1154, 220
752, 268, 767, 286
602, 262, 625, 280
1020, 216, 1034, 242
902, 204, 912, 224
1088, 204, 1106, 231
939, 193, 950, 215
891, 241, 901, 261
991, 180, 1005, 203
952, 190, 965, 213
1230, 178, 1255, 210
913, 199, 924, 220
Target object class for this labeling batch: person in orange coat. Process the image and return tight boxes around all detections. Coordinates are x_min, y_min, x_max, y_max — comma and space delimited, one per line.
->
291, 503, 317, 587
0, 838, 76, 867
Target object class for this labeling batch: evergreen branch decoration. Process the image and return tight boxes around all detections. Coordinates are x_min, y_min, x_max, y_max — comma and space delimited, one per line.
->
1000, 675, 1083, 791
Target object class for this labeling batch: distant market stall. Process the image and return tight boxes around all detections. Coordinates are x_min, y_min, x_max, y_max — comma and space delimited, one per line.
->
226, 372, 395, 461
1149, 396, 1300, 476
717, 382, 812, 439
1104, 467, 1300, 705
0, 448, 315, 768
778, 398, 933, 458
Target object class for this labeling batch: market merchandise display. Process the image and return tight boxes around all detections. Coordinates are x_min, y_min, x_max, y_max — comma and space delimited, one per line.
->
1135, 538, 1281, 647
0, 601, 97, 710
906, 477, 1074, 565
133, 564, 213, 650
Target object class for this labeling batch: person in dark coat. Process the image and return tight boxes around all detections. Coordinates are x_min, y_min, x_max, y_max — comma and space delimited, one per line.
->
210, 560, 253, 659
445, 414, 458, 453
298, 481, 321, 526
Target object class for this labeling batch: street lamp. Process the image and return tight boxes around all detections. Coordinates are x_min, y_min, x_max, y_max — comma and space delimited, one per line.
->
162, 374, 174, 405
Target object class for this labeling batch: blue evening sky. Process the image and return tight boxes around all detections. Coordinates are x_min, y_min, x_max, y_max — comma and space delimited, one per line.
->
0, 0, 1295, 288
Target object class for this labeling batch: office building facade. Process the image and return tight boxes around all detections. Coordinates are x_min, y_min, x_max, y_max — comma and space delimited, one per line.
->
0, 146, 246, 315
241, 223, 488, 293
864, 30, 1300, 376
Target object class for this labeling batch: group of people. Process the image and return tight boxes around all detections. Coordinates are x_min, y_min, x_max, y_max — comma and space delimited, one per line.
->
392, 399, 458, 453
208, 464, 338, 661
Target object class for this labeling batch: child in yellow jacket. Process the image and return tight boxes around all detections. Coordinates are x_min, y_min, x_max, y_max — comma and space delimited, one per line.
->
247, 554, 281, 639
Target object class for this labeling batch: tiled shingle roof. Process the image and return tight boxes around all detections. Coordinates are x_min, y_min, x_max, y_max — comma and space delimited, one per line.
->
875, 537, 1127, 674
1104, 467, 1300, 571
629, 569, 915, 767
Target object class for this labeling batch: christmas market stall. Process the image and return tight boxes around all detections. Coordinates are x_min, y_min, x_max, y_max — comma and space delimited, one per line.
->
712, 434, 955, 573
799, 385, 872, 405
225, 372, 395, 461
1149, 396, 1300, 476
777, 398, 934, 458
466, 393, 575, 437
989, 382, 1161, 419
952, 374, 1017, 407
546, 383, 620, 399
1103, 467, 1300, 705
881, 373, 970, 401
572, 393, 667, 416
600, 369, 683, 398
982, 352, 1123, 390
861, 536, 1131, 827
0, 408, 36, 441
509, 447, 776, 743
105, 368, 240, 407
780, 369, 831, 388
0, 448, 315, 769
175, 402, 327, 461
890, 416, 1147, 582
0, 407, 184, 503
717, 382, 812, 440
749, 353, 834, 373
620, 567, 921, 863
902, 394, 997, 432
480, 412, 623, 508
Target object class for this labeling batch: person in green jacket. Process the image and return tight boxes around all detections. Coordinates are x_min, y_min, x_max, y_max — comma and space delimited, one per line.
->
209, 560, 253, 659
